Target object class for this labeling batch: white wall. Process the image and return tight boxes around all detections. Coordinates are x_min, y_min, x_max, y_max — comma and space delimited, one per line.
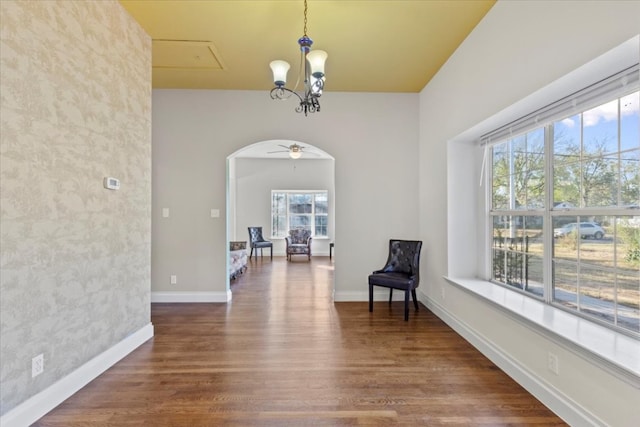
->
418, 1, 640, 426
152, 90, 419, 298
234, 158, 335, 256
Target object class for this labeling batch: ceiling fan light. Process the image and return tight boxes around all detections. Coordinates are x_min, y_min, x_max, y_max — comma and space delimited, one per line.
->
307, 50, 327, 78
270, 60, 290, 86
289, 150, 302, 159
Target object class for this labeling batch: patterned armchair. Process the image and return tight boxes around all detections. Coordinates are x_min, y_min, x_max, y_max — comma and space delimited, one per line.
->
285, 228, 312, 261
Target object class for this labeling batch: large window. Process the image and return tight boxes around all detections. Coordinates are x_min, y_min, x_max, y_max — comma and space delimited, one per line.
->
487, 66, 639, 336
271, 191, 328, 238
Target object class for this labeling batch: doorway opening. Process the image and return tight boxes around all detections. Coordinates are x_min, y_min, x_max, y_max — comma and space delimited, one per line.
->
226, 139, 336, 298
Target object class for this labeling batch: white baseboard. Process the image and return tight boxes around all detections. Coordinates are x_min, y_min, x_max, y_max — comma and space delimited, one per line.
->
0, 323, 154, 427
151, 291, 231, 303
419, 292, 603, 427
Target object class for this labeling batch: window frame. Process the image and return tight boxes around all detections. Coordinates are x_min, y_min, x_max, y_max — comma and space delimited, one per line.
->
485, 79, 639, 337
270, 190, 329, 239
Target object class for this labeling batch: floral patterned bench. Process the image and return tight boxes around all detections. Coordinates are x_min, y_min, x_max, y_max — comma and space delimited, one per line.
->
229, 241, 247, 280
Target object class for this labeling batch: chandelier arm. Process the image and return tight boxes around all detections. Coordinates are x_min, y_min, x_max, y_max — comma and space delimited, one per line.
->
270, 86, 304, 104
290, 49, 305, 94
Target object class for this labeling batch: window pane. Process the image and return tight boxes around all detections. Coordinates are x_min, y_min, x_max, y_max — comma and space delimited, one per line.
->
289, 194, 312, 214
491, 130, 545, 210
509, 135, 528, 209
524, 128, 545, 208
315, 193, 328, 214
617, 268, 639, 333
553, 215, 639, 333
620, 91, 639, 151
617, 217, 640, 333
290, 215, 311, 230
553, 117, 581, 207
491, 215, 543, 297
553, 261, 578, 309
581, 154, 618, 207
621, 149, 639, 206
583, 99, 619, 155
271, 193, 287, 237
272, 215, 287, 237
492, 143, 510, 209
554, 114, 581, 156
272, 193, 286, 215
315, 215, 327, 236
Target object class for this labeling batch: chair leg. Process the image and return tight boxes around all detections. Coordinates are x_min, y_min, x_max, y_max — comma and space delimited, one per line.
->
260, 248, 263, 258
369, 284, 374, 312
249, 248, 254, 260
388, 288, 393, 305
412, 289, 419, 311
404, 290, 410, 321
270, 246, 273, 260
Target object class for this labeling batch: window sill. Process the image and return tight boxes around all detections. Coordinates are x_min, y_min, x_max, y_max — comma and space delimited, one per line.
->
444, 277, 640, 387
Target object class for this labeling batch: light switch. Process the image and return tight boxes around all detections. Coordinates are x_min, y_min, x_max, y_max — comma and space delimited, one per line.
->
162, 208, 169, 218
210, 209, 220, 218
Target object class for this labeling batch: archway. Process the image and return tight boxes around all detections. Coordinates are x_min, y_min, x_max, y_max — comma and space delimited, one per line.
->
225, 139, 336, 297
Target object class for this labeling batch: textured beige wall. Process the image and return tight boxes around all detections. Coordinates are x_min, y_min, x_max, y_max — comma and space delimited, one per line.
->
0, 0, 151, 414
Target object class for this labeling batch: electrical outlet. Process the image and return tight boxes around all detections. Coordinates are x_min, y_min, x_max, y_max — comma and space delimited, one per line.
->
170, 275, 177, 285
32, 353, 44, 378
547, 352, 559, 375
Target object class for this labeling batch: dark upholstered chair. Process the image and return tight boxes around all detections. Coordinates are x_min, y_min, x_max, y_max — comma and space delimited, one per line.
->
286, 228, 312, 261
248, 226, 273, 260
368, 239, 422, 321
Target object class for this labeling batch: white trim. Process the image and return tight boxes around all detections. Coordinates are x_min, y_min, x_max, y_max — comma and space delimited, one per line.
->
419, 292, 606, 426
0, 323, 154, 427
151, 291, 231, 303
443, 277, 640, 385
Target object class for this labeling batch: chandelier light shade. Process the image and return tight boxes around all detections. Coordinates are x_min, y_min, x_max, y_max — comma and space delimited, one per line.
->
306, 50, 328, 77
269, 0, 328, 116
270, 60, 291, 86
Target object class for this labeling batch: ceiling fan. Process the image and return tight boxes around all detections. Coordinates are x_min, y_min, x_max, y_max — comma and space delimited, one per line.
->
267, 143, 307, 159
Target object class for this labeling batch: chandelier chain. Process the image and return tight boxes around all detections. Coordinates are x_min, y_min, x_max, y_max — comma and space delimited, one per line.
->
303, 0, 308, 36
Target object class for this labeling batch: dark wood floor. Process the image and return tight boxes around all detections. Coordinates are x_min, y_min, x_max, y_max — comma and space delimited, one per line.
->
35, 257, 566, 426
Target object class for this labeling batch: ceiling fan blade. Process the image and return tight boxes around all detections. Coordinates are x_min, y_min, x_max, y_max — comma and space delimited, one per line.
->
267, 150, 288, 154
278, 145, 290, 149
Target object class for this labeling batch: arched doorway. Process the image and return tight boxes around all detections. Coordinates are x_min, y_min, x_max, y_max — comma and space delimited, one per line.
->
226, 139, 336, 297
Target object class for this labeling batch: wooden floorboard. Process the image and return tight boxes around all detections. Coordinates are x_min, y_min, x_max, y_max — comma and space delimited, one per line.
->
34, 257, 566, 426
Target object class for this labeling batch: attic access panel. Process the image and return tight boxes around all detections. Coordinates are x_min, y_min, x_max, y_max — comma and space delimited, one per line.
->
152, 39, 225, 70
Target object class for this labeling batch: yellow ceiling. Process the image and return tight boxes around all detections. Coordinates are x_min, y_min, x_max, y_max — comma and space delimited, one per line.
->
119, 0, 495, 93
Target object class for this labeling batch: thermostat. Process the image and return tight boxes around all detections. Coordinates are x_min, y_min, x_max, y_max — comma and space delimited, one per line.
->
103, 177, 120, 190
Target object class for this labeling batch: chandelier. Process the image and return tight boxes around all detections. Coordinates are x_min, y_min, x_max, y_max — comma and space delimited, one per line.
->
269, 0, 328, 116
